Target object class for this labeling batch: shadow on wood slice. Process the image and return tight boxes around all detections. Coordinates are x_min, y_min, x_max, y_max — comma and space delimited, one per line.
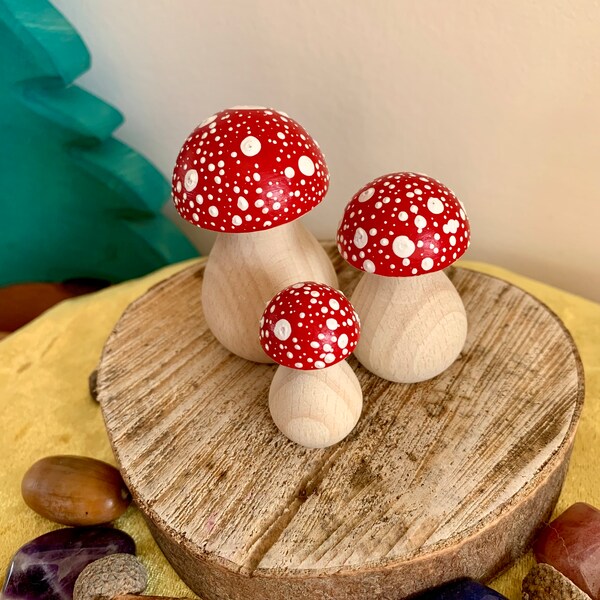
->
97, 243, 584, 600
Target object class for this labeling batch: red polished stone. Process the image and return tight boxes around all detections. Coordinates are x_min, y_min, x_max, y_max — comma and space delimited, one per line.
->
533, 502, 600, 599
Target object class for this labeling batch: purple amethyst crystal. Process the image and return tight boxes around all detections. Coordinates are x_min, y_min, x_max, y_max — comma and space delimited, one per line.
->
1, 527, 135, 600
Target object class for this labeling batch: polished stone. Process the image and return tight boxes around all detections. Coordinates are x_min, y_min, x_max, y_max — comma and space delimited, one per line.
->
410, 578, 508, 599
1, 527, 136, 600
534, 503, 600, 599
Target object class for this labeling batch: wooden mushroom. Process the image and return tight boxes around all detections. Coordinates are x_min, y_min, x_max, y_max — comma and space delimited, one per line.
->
337, 172, 471, 383
172, 107, 338, 363
259, 281, 362, 448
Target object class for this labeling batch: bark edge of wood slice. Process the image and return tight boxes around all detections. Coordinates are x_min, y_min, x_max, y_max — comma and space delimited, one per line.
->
97, 243, 584, 600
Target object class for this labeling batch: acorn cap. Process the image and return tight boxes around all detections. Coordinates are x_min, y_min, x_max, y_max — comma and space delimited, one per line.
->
73, 553, 147, 600
522, 563, 591, 600
172, 106, 329, 233
336, 172, 470, 277
259, 282, 360, 370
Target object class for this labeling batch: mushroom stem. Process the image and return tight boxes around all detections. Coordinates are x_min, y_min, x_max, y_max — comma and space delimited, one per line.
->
351, 270, 467, 383
268, 361, 362, 448
203, 221, 338, 362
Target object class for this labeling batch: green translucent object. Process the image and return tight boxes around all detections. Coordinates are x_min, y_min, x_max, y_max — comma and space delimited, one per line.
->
0, 0, 198, 285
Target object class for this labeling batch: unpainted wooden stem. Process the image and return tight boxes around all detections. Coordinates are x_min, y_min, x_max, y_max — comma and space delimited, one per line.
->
351, 270, 467, 383
202, 221, 338, 363
269, 360, 363, 448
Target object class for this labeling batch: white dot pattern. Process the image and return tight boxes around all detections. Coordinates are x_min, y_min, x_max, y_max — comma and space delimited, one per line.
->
259, 282, 360, 370
172, 107, 329, 233
336, 172, 470, 277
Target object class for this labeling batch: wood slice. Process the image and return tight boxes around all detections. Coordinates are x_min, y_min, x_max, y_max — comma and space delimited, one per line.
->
97, 244, 584, 600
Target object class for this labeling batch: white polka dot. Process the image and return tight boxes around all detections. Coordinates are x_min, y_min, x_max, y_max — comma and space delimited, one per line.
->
354, 227, 368, 249
192, 213, 199, 222
310, 341, 320, 349
255, 199, 265, 208
363, 259, 376, 273
196, 194, 203, 205
393, 235, 416, 258
381, 238, 389, 246
176, 181, 182, 193
329, 299, 340, 310
399, 211, 408, 221
422, 257, 434, 271
277, 132, 285, 140
208, 206, 219, 217
337, 334, 348, 349
184, 169, 198, 191
450, 235, 457, 246
284, 166, 295, 178
315, 361, 326, 369
232, 215, 242, 226
459, 208, 466, 220
298, 155, 315, 176
237, 197, 248, 210
274, 319, 292, 341
326, 318, 338, 330
200, 114, 217, 127
324, 353, 336, 364
427, 197, 444, 214
240, 136, 261, 157
415, 215, 427, 229
359, 187, 375, 202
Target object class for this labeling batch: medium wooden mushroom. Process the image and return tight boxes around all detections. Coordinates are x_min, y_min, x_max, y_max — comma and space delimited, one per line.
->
336, 172, 471, 383
259, 282, 362, 448
172, 107, 338, 363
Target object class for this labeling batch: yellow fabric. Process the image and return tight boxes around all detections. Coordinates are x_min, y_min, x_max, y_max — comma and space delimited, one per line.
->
0, 258, 598, 600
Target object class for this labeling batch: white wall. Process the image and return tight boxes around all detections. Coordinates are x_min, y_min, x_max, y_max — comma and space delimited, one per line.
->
52, 0, 600, 301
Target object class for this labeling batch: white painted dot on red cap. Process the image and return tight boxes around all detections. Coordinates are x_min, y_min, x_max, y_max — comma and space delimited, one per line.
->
326, 318, 338, 330
337, 333, 348, 349
359, 187, 375, 203
393, 235, 415, 258
184, 170, 198, 191
354, 228, 368, 249
240, 136, 261, 157
298, 155, 315, 176
363, 259, 376, 273
422, 257, 434, 271
427, 197, 444, 214
274, 319, 292, 341
284, 167, 295, 178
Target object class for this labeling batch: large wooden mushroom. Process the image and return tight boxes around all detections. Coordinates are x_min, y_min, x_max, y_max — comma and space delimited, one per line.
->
259, 281, 362, 448
336, 172, 471, 383
172, 107, 338, 363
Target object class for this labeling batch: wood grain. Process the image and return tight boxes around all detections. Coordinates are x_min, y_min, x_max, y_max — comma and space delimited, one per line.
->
202, 221, 338, 363
97, 244, 584, 600
269, 361, 363, 448
352, 269, 468, 382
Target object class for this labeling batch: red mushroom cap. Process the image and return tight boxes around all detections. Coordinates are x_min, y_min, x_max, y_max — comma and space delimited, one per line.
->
172, 107, 329, 233
259, 282, 360, 370
336, 172, 470, 277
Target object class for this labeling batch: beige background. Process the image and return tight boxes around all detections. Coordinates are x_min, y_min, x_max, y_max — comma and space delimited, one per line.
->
52, 0, 600, 301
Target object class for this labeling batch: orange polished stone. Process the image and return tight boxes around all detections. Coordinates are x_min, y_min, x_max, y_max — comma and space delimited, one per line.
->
533, 503, 600, 599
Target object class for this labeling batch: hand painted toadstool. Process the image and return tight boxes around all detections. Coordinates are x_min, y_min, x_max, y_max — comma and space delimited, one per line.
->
172, 107, 338, 363
336, 172, 470, 383
259, 282, 362, 448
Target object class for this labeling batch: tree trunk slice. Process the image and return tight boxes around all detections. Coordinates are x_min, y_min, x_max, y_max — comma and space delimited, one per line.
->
97, 243, 584, 600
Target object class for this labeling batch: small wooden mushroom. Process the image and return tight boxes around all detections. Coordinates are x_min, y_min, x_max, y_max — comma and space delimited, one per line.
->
337, 172, 471, 383
171, 107, 338, 363
74, 554, 192, 600
259, 282, 362, 448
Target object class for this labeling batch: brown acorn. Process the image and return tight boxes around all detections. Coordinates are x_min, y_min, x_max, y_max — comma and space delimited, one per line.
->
21, 455, 131, 526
